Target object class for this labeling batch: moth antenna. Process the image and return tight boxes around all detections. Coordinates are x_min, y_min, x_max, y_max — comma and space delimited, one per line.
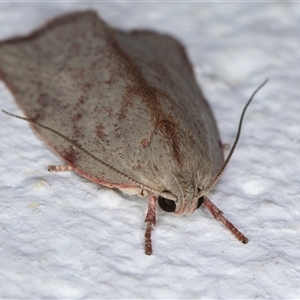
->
198, 78, 269, 197
1, 109, 164, 197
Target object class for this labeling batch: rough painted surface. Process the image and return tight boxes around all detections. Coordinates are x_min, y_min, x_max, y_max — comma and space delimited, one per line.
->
0, 2, 300, 298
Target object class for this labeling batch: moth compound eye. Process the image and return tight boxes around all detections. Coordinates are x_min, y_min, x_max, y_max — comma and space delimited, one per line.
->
158, 196, 176, 212
197, 196, 204, 209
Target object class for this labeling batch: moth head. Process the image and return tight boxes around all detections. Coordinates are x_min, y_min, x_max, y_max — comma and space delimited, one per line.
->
157, 189, 204, 215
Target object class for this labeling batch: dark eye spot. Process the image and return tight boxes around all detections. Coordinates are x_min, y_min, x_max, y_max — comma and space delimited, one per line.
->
158, 196, 176, 212
197, 196, 204, 209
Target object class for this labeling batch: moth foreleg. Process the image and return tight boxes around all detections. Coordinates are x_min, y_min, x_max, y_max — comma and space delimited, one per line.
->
47, 165, 73, 172
203, 196, 249, 244
144, 195, 157, 255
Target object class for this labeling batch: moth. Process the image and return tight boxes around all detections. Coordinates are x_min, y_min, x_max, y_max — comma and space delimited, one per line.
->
0, 10, 267, 255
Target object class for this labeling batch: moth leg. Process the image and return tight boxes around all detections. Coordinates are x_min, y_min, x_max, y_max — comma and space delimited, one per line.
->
203, 196, 249, 244
222, 143, 230, 150
144, 195, 157, 255
47, 165, 73, 172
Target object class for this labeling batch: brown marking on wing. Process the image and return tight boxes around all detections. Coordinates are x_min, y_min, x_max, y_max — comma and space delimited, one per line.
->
156, 119, 182, 167
71, 112, 82, 123
83, 81, 94, 90
122, 79, 171, 126
95, 123, 107, 139
111, 38, 171, 122
60, 146, 79, 166
109, 38, 186, 166
118, 95, 134, 120
140, 138, 150, 147
123, 82, 184, 165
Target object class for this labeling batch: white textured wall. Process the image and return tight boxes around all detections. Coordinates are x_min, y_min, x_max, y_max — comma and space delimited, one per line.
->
0, 2, 299, 298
